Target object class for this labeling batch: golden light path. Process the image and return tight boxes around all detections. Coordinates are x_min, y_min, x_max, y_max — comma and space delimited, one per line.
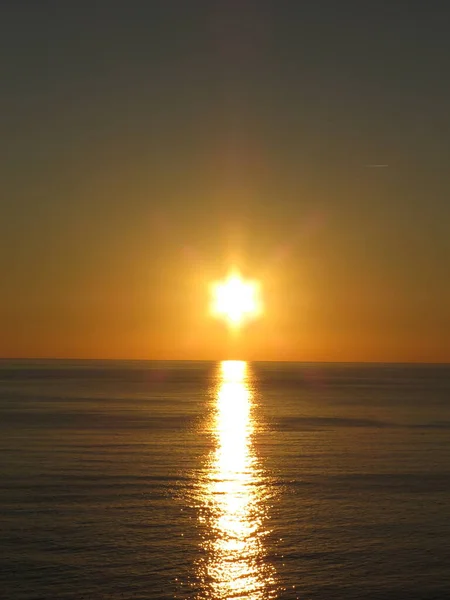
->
210, 272, 262, 328
196, 361, 277, 599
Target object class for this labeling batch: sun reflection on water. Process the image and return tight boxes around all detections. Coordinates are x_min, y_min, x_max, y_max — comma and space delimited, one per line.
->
197, 360, 277, 599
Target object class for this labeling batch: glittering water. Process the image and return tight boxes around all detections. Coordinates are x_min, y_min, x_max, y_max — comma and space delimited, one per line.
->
1, 360, 450, 599
193, 361, 277, 599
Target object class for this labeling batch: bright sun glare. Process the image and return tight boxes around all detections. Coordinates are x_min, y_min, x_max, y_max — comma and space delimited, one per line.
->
211, 272, 262, 327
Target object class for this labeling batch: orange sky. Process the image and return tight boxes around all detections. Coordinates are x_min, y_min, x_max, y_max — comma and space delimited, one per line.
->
1, 4, 449, 362
2, 229, 449, 362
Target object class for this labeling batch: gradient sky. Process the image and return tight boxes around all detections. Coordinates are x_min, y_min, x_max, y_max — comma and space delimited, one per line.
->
1, 1, 449, 362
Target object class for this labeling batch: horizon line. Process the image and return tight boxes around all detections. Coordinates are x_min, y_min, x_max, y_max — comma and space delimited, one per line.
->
0, 357, 449, 366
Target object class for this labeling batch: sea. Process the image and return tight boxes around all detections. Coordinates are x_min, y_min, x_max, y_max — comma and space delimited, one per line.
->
1, 360, 449, 600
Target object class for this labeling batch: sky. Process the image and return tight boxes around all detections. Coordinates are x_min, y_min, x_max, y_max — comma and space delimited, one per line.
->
1, 1, 449, 362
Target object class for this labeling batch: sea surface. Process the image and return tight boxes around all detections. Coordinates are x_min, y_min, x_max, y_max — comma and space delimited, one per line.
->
1, 360, 450, 600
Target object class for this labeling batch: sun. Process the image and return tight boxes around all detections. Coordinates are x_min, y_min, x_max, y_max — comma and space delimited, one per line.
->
210, 271, 262, 327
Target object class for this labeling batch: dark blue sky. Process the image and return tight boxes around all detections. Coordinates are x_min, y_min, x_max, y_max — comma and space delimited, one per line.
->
1, 1, 449, 360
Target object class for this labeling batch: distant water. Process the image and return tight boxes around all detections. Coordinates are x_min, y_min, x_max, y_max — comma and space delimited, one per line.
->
1, 360, 450, 600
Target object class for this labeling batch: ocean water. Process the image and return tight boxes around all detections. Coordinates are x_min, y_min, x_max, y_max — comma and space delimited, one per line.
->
1, 360, 450, 600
